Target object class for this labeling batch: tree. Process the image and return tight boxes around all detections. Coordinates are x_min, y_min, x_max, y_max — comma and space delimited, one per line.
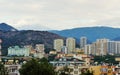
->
94, 55, 118, 64
39, 58, 56, 75
0, 62, 8, 75
19, 58, 56, 75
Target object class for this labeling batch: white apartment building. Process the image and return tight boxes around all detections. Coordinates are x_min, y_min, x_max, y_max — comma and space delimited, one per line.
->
8, 46, 30, 56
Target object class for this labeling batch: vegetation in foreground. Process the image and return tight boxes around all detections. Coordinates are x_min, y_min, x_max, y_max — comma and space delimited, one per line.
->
19, 58, 56, 75
0, 62, 8, 75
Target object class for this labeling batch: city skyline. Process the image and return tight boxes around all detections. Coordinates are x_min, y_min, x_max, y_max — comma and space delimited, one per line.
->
0, 0, 120, 30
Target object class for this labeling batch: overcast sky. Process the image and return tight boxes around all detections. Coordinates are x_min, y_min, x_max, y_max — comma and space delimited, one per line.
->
0, 0, 120, 30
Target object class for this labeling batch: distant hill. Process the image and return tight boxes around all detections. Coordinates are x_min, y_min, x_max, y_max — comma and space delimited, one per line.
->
50, 26, 120, 42
0, 30, 64, 55
0, 23, 17, 31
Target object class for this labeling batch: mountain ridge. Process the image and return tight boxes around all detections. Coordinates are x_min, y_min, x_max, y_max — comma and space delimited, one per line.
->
0, 30, 64, 55
50, 26, 120, 42
0, 23, 17, 31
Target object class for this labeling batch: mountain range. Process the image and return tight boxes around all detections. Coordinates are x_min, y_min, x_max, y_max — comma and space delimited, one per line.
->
0, 23, 17, 31
50, 26, 120, 42
0, 30, 64, 55
0, 23, 64, 55
1, 23, 120, 55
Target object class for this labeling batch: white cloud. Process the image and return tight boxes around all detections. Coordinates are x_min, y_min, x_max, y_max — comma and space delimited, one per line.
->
0, 0, 120, 30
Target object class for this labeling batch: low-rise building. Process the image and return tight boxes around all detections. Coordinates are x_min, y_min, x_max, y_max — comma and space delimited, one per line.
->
8, 46, 30, 56
5, 64, 21, 75
50, 57, 90, 75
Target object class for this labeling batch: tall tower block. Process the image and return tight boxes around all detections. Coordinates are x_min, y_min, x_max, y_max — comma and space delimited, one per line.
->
66, 37, 76, 53
80, 37, 87, 49
54, 39, 64, 52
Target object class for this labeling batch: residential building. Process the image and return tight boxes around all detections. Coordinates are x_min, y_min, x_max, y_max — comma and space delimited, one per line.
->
90, 65, 116, 75
108, 41, 117, 55
54, 39, 64, 52
91, 42, 97, 55
24, 45, 35, 56
35, 44, 45, 58
100, 65, 116, 75
75, 48, 84, 54
61, 46, 68, 54
66, 37, 76, 53
108, 41, 120, 55
8, 46, 30, 56
80, 37, 87, 49
62, 55, 91, 75
5, 64, 21, 75
84, 44, 91, 55
35, 44, 45, 52
50, 57, 89, 75
95, 38, 109, 56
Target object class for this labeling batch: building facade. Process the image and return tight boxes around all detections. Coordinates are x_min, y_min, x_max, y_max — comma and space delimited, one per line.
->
66, 37, 76, 53
35, 44, 45, 58
108, 41, 120, 55
84, 38, 109, 56
8, 46, 30, 56
61, 46, 68, 54
84, 44, 91, 55
80, 37, 87, 49
95, 39, 109, 55
91, 42, 97, 55
54, 39, 64, 52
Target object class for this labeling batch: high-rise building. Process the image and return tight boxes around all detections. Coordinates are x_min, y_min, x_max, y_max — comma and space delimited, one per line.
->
108, 41, 116, 54
35, 44, 45, 58
54, 39, 64, 52
80, 37, 87, 49
84, 44, 91, 55
66, 37, 76, 53
108, 41, 120, 55
95, 38, 109, 56
91, 42, 97, 55
117, 42, 120, 54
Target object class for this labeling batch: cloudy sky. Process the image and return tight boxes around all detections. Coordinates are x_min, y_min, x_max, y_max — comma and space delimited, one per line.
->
0, 0, 120, 30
